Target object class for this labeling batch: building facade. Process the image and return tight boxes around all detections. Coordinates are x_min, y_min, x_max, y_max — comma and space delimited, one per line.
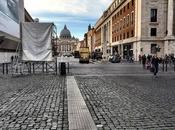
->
55, 25, 79, 56
87, 24, 95, 55
0, 2, 33, 63
93, 0, 175, 61
25, 9, 34, 22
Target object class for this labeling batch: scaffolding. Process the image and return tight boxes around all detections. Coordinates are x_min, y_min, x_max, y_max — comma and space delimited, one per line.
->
1, 23, 59, 75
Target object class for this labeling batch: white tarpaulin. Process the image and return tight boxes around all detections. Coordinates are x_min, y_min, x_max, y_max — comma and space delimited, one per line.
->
22, 22, 53, 61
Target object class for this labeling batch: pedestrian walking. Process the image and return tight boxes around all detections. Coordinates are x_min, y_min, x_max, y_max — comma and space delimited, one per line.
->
11, 56, 14, 63
142, 54, 146, 69
146, 55, 151, 69
151, 55, 159, 77
139, 55, 142, 64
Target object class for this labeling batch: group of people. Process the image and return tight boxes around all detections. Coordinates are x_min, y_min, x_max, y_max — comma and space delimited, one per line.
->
11, 55, 18, 63
91, 51, 103, 60
139, 54, 160, 77
126, 55, 134, 63
139, 54, 175, 77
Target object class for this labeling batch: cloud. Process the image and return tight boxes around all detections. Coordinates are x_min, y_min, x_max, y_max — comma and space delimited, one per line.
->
24, 0, 111, 18
24, 0, 112, 40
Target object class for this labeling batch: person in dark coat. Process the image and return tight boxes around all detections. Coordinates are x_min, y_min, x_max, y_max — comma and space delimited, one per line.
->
11, 56, 14, 63
151, 55, 159, 77
142, 54, 146, 69
139, 55, 142, 64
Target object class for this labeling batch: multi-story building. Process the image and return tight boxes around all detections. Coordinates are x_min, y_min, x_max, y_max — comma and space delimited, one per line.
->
55, 25, 79, 56
94, 27, 102, 52
87, 24, 95, 55
94, 11, 112, 59
81, 40, 86, 48
0, 0, 34, 63
94, 0, 175, 60
25, 9, 34, 22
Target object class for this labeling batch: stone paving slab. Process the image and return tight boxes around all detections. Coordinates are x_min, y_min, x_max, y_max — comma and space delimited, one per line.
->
67, 76, 97, 130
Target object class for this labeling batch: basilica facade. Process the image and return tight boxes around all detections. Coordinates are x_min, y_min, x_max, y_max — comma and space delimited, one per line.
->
55, 25, 79, 56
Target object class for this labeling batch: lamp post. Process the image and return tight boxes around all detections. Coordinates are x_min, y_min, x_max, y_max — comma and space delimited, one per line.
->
124, 47, 127, 59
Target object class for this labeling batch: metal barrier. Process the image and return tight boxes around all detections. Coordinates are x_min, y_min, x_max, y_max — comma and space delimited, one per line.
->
0, 62, 11, 74
1, 57, 72, 76
0, 61, 58, 75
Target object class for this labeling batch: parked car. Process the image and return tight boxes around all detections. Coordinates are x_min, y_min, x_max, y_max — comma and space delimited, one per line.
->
63, 53, 73, 57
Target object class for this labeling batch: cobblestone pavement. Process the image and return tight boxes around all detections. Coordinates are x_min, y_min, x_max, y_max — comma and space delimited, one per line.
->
0, 75, 68, 130
70, 63, 151, 76
70, 63, 175, 76
0, 59, 175, 130
76, 75, 175, 130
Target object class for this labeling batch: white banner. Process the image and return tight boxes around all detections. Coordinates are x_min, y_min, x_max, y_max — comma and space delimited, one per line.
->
0, 0, 22, 38
22, 23, 53, 61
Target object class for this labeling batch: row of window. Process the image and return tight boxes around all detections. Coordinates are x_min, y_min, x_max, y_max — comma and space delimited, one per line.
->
111, 0, 122, 13
57, 45, 72, 51
112, 12, 134, 33
112, 30, 134, 42
60, 36, 71, 39
112, 27, 157, 41
111, 9, 157, 35
112, 27, 157, 43
112, 4, 156, 23
112, 0, 134, 21
112, 8, 157, 24
104, 0, 125, 18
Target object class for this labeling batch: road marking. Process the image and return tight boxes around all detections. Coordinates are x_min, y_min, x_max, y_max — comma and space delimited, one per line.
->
67, 76, 97, 130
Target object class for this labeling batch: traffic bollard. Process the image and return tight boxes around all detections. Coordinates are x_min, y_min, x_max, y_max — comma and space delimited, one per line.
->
60, 62, 66, 75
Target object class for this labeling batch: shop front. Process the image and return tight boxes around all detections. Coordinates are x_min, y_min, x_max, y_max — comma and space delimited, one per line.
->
123, 43, 133, 59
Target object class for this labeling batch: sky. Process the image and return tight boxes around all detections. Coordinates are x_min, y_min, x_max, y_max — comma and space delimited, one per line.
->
24, 0, 112, 40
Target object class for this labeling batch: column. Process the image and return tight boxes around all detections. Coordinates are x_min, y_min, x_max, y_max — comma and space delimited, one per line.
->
71, 45, 73, 52
19, 0, 24, 22
66, 45, 68, 52
165, 0, 174, 55
102, 26, 105, 57
121, 44, 123, 59
133, 42, 138, 61
118, 45, 121, 55
167, 0, 174, 36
